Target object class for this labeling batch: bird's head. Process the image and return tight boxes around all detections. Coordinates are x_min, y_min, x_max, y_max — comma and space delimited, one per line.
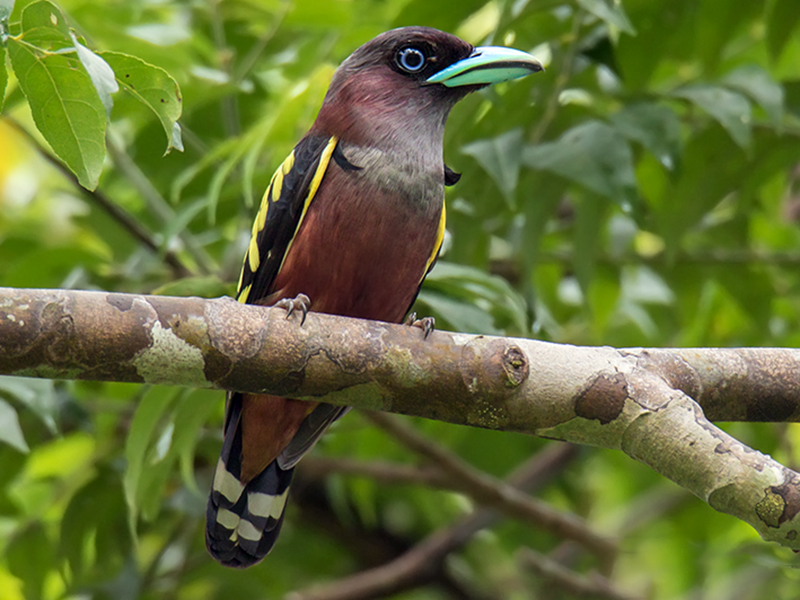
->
312, 27, 543, 145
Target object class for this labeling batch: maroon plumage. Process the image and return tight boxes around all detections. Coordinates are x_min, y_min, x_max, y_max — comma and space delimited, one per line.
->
206, 26, 543, 567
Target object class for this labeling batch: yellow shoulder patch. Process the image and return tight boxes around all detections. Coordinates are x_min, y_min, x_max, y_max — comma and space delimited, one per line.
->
422, 200, 446, 281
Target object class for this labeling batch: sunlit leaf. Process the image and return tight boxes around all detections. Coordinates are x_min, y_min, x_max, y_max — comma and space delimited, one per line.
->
7, 39, 106, 189
71, 32, 118, 115
17, 0, 70, 50
101, 51, 183, 153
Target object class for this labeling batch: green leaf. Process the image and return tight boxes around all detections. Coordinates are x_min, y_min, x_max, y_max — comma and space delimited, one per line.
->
766, 0, 800, 60
0, 376, 57, 434
0, 0, 14, 23
610, 103, 682, 171
673, 85, 752, 150
101, 51, 183, 153
123, 386, 178, 537
420, 261, 529, 334
150, 275, 231, 298
722, 65, 784, 130
522, 120, 637, 208
574, 193, 607, 294
60, 468, 129, 581
172, 389, 220, 494
161, 196, 205, 252
18, 0, 71, 49
416, 290, 500, 335
0, 45, 7, 112
0, 398, 28, 453
577, 0, 636, 35
6, 522, 51, 600
652, 126, 748, 252
462, 128, 524, 203
7, 38, 106, 189
71, 32, 118, 115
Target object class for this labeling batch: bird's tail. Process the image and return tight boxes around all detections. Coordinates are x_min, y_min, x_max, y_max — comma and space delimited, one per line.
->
205, 397, 293, 568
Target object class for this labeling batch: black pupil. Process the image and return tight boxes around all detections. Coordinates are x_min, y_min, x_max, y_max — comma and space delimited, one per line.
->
399, 47, 425, 72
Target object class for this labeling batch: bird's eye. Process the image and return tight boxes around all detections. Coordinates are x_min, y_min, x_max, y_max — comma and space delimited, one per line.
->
396, 46, 427, 73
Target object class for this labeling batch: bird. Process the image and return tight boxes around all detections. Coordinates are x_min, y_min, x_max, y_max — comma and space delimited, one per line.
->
206, 26, 543, 568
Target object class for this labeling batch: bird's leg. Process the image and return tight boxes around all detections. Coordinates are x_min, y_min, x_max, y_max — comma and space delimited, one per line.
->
404, 312, 435, 339
275, 293, 312, 325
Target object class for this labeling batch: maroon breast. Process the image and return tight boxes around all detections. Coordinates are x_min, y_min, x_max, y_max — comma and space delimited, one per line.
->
269, 162, 442, 323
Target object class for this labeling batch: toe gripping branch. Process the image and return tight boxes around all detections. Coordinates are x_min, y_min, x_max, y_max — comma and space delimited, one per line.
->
275, 294, 312, 325
405, 312, 436, 339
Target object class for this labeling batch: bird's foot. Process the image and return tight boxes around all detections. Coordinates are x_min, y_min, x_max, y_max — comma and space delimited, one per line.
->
275, 294, 311, 325
404, 312, 435, 339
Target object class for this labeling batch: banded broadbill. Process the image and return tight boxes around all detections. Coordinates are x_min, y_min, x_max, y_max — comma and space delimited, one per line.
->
206, 26, 543, 567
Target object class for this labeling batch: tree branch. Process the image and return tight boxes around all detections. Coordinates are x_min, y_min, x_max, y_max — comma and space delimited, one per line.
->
4, 118, 191, 278
517, 548, 641, 600
1, 287, 800, 552
364, 411, 616, 565
289, 444, 579, 600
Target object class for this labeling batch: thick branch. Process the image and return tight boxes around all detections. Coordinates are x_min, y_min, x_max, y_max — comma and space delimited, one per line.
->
2, 287, 800, 551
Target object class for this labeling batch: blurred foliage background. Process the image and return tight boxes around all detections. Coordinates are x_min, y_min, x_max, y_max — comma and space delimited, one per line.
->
2, 0, 800, 598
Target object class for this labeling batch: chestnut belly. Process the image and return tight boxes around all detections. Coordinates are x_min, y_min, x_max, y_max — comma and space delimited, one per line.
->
268, 179, 442, 323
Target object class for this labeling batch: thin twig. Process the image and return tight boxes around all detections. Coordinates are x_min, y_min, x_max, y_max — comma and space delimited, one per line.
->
232, 1, 291, 85
364, 411, 616, 567
288, 443, 579, 600
534, 248, 800, 266
210, 0, 239, 139
4, 118, 191, 278
529, 7, 585, 145
106, 138, 216, 274
299, 457, 453, 489
518, 548, 641, 600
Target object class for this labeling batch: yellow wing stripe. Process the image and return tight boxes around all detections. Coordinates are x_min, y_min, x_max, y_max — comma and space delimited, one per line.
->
279, 137, 338, 269
237, 149, 299, 300
422, 200, 446, 281
236, 139, 337, 303
238, 284, 252, 304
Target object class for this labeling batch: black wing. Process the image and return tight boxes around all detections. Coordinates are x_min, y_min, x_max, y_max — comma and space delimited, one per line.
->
236, 135, 338, 305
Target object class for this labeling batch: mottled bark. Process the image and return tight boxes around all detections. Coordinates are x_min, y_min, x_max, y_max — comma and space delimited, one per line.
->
1, 287, 800, 551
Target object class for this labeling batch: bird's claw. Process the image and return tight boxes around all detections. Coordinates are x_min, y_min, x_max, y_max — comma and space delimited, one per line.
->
275, 293, 311, 325
404, 312, 435, 339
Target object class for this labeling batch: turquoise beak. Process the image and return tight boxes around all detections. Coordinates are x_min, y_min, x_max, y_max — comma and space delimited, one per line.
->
426, 46, 544, 87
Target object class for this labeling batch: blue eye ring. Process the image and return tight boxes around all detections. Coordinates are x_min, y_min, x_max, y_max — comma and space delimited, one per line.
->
396, 46, 427, 73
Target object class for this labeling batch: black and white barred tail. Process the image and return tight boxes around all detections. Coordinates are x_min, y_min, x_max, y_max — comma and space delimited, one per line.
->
205, 395, 292, 568
205, 457, 293, 568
